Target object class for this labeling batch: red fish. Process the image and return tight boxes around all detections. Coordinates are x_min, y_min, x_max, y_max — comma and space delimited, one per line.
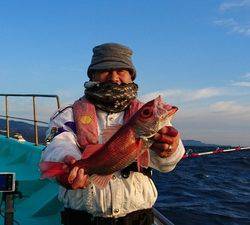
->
40, 96, 178, 188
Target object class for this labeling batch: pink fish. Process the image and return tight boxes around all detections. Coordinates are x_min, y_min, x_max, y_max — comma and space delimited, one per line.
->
39, 96, 178, 188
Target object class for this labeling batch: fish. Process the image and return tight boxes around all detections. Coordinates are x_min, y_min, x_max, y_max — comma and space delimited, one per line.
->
39, 96, 178, 188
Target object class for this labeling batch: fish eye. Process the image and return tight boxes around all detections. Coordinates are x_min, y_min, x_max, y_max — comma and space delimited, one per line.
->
141, 107, 153, 118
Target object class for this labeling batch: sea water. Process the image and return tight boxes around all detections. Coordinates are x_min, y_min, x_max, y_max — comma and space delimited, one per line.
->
154, 150, 250, 225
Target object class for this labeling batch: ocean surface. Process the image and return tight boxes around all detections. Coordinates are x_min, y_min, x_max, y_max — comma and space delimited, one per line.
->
153, 150, 250, 225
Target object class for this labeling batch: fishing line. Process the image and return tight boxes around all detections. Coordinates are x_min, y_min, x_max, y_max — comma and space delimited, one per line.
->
182, 146, 250, 159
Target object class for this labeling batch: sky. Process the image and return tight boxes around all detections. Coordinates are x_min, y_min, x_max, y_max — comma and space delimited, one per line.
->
0, 0, 250, 146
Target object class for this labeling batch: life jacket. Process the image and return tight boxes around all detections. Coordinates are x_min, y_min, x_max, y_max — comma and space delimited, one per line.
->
72, 97, 143, 149
72, 97, 152, 178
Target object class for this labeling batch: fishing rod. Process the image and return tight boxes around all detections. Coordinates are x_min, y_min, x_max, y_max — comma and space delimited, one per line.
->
182, 146, 250, 159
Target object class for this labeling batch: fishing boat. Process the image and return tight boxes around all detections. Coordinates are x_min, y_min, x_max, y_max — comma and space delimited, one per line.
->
0, 94, 174, 225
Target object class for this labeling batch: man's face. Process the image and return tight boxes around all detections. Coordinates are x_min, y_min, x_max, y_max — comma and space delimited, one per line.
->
91, 69, 133, 85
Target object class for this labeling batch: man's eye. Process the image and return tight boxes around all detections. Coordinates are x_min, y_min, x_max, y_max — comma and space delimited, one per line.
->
117, 70, 127, 75
100, 71, 109, 76
98, 72, 109, 80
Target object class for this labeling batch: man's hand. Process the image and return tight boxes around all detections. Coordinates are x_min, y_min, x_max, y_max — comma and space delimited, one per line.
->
151, 126, 180, 158
56, 155, 89, 189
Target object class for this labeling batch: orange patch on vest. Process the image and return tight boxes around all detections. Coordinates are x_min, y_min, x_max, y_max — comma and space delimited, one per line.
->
80, 115, 92, 124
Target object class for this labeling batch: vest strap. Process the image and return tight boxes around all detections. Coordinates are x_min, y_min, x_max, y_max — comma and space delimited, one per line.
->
120, 162, 152, 179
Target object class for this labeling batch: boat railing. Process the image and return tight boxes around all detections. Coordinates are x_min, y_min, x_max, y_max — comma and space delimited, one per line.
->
0, 94, 60, 145
153, 208, 175, 225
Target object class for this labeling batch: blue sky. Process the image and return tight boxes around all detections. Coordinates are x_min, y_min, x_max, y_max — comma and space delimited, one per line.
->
0, 0, 250, 146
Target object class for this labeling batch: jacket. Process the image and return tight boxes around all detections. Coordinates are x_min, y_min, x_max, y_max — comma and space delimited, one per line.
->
41, 99, 185, 218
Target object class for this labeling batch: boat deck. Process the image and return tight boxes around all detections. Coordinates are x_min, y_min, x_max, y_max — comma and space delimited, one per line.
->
0, 135, 173, 225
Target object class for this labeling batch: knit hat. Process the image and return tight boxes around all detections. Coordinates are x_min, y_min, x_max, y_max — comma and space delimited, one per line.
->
87, 43, 136, 80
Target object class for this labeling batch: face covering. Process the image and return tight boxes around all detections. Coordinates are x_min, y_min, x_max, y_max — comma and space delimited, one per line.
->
84, 81, 138, 113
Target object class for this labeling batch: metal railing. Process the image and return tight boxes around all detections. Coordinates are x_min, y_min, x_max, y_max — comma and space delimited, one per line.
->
0, 94, 60, 145
153, 208, 175, 225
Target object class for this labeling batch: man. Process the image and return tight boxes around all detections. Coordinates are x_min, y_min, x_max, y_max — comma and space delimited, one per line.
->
41, 43, 185, 225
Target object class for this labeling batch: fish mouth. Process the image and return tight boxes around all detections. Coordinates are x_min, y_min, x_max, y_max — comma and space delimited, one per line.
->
155, 105, 178, 131
167, 106, 178, 116
158, 105, 178, 120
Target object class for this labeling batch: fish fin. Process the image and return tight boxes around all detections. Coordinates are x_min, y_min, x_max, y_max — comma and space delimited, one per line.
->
39, 162, 67, 179
90, 174, 112, 189
137, 149, 150, 170
82, 144, 104, 159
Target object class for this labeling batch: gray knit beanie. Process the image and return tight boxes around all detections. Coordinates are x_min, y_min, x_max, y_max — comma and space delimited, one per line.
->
87, 43, 136, 80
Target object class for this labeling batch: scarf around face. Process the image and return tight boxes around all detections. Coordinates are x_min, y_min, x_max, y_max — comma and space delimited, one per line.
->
84, 81, 138, 113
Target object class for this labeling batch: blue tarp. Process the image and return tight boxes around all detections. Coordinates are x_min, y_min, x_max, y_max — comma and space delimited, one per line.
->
0, 135, 61, 225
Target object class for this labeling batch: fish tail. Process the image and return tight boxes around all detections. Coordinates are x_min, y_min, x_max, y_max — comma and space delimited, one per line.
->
39, 161, 68, 179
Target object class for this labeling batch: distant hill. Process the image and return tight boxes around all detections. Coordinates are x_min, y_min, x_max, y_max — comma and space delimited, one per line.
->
183, 140, 217, 147
0, 119, 231, 149
0, 118, 47, 144
182, 140, 232, 153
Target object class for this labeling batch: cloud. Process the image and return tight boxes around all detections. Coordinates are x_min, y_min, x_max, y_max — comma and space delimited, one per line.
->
139, 82, 250, 145
190, 88, 223, 100
139, 89, 181, 103
209, 101, 250, 114
230, 73, 250, 87
139, 87, 224, 103
219, 0, 250, 11
214, 18, 250, 36
174, 100, 250, 146
242, 72, 250, 79
214, 18, 236, 26
215, 1, 250, 37
231, 81, 250, 87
